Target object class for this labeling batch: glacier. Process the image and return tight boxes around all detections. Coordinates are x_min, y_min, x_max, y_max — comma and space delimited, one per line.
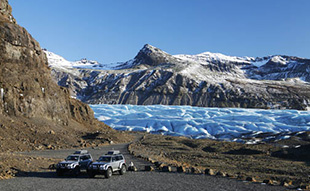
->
90, 104, 310, 141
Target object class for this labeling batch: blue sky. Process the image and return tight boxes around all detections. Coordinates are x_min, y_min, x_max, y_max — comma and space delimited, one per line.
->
11, 0, 310, 64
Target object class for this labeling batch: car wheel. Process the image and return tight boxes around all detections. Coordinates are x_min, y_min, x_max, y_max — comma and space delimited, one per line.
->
105, 168, 112, 179
119, 164, 126, 175
73, 166, 80, 176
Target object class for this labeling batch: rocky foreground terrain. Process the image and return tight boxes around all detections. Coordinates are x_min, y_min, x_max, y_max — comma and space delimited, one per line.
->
0, 0, 132, 179
129, 132, 310, 189
49, 44, 310, 110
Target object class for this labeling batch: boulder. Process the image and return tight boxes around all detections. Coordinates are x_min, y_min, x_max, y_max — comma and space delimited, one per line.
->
191, 167, 201, 174
263, 179, 273, 185
162, 166, 172, 172
216, 171, 227, 177
177, 166, 186, 173
280, 180, 293, 187
204, 168, 215, 176
145, 166, 154, 171
128, 166, 138, 172
246, 177, 257, 182
154, 161, 162, 167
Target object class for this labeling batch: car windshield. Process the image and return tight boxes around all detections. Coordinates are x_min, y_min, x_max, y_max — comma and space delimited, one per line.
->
66, 155, 79, 161
98, 156, 111, 162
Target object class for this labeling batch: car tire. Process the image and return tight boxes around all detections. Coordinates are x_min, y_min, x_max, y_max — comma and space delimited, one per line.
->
73, 166, 80, 176
105, 168, 112, 179
119, 164, 126, 175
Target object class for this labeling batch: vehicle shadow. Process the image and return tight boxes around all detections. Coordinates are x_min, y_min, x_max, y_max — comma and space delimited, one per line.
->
15, 169, 122, 179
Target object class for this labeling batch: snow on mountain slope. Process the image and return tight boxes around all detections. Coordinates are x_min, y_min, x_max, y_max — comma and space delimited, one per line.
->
45, 44, 310, 110
174, 52, 271, 67
44, 50, 123, 71
90, 104, 310, 141
45, 47, 308, 83
175, 52, 253, 65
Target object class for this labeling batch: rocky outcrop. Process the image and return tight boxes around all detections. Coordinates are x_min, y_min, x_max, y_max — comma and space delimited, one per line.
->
0, 0, 15, 23
0, 2, 94, 123
0, 1, 129, 152
247, 55, 310, 82
124, 44, 180, 69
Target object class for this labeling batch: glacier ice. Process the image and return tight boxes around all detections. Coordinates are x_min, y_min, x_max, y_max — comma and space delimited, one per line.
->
90, 104, 310, 140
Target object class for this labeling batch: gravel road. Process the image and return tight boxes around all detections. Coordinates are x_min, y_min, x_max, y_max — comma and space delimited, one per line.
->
0, 143, 287, 191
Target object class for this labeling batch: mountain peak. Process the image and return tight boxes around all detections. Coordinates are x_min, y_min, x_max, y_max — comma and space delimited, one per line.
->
140, 44, 164, 54
130, 44, 176, 69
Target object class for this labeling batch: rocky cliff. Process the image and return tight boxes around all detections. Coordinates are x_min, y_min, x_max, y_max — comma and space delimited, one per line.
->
49, 44, 310, 110
0, 0, 15, 23
0, 1, 129, 152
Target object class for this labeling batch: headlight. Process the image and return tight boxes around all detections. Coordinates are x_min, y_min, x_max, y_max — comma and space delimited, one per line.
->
68, 164, 75, 168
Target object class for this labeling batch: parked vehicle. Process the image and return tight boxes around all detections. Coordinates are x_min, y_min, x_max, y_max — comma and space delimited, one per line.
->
56, 150, 93, 176
87, 150, 126, 178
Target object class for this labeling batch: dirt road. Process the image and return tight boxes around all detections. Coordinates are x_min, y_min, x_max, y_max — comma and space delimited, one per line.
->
0, 143, 286, 191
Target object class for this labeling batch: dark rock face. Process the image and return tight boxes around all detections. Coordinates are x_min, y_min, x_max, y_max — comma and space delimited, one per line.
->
0, 1, 126, 152
0, 13, 92, 123
53, 67, 310, 110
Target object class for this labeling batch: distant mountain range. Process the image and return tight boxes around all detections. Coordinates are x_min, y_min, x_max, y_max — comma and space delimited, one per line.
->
46, 44, 310, 110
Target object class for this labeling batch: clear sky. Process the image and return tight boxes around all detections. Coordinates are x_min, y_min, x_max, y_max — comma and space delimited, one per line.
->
10, 0, 310, 64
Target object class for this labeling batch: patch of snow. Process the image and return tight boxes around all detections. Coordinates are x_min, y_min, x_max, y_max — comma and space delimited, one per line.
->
271, 56, 289, 65
44, 50, 125, 71
174, 52, 254, 65
251, 58, 271, 67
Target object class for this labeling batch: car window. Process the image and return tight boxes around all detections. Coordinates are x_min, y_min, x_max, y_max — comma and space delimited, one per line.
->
112, 157, 116, 162
66, 155, 79, 161
99, 156, 111, 162
115, 155, 123, 161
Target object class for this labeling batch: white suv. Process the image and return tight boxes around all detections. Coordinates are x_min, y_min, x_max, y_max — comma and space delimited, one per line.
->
87, 150, 126, 178
56, 150, 93, 176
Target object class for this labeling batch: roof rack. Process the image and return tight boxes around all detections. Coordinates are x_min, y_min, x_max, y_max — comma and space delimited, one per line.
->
106, 150, 120, 155
73, 150, 89, 155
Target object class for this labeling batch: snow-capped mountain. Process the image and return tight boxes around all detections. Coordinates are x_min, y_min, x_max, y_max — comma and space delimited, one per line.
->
45, 44, 310, 110
45, 50, 122, 71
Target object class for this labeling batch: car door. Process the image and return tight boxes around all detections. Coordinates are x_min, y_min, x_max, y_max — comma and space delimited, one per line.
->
85, 155, 92, 167
79, 156, 88, 169
111, 156, 118, 171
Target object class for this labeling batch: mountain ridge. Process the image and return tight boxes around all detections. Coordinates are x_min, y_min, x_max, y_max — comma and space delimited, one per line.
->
47, 44, 310, 110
